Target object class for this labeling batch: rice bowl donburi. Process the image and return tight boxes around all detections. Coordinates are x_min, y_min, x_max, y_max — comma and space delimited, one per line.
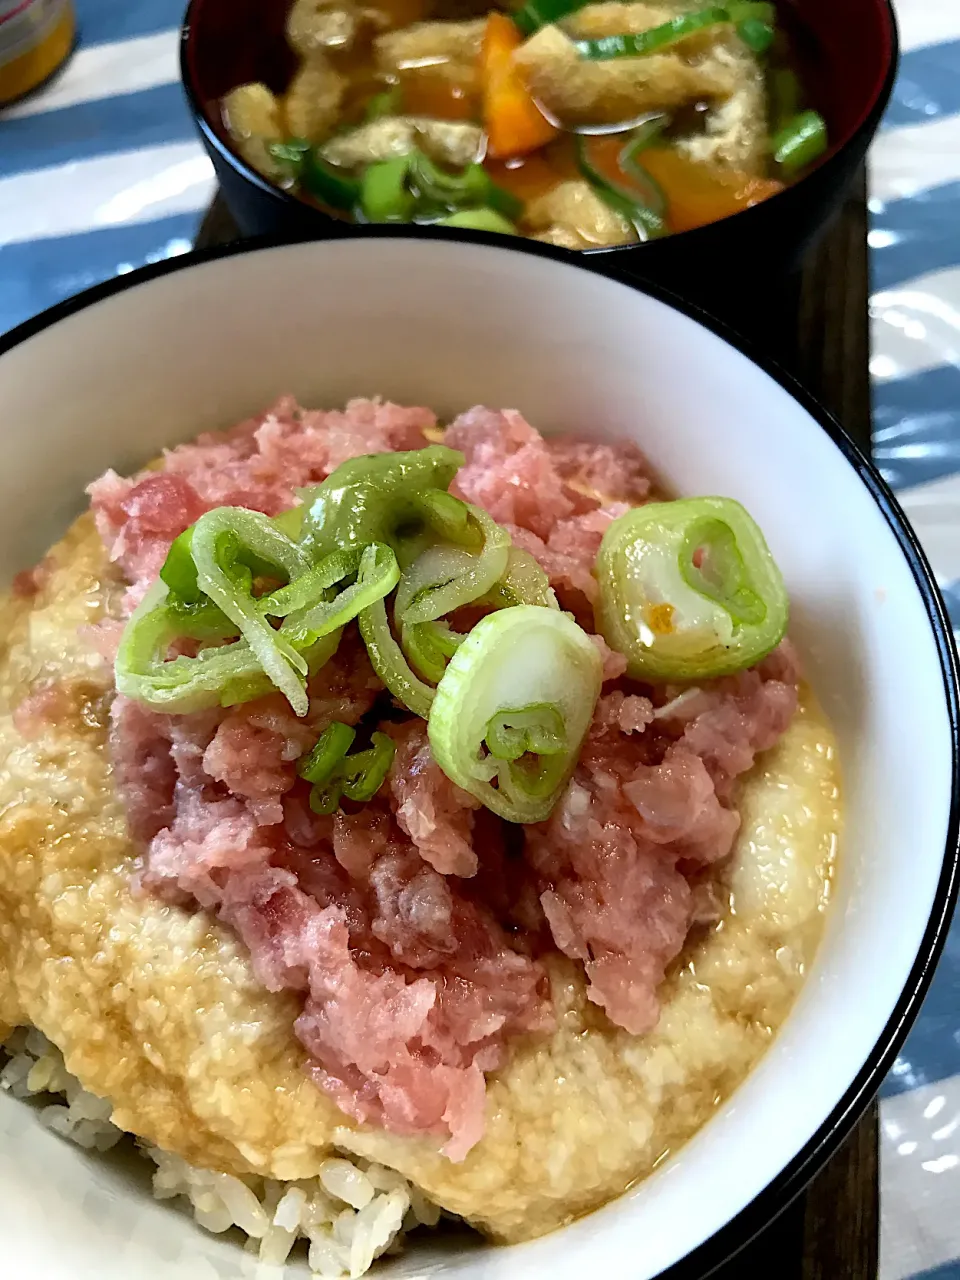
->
0, 395, 840, 1275
217, 0, 831, 248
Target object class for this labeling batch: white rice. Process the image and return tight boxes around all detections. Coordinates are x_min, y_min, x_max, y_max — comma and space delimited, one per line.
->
0, 1027, 441, 1278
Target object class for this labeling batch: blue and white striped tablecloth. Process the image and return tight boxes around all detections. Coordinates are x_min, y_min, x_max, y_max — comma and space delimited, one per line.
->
0, 0, 212, 334
3, 1, 960, 1277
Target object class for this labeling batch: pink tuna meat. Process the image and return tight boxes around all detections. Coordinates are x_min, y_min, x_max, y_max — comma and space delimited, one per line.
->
93, 398, 799, 1157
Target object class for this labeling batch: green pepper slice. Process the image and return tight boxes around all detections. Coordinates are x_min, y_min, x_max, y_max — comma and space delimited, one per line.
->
297, 445, 465, 565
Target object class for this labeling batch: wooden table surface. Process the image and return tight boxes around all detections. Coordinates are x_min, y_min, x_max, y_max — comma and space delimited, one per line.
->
195, 178, 879, 1280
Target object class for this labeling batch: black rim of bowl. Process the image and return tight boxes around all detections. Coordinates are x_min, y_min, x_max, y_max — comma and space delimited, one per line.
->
177, 0, 900, 257
0, 226, 956, 1279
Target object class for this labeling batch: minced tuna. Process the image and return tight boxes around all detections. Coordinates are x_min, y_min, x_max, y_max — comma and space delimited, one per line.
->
89, 398, 798, 1159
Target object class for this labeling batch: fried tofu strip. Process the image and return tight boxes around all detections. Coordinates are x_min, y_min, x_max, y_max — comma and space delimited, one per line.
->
525, 179, 638, 248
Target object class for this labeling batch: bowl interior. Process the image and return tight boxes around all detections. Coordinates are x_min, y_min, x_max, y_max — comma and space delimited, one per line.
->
183, 0, 896, 192
794, 0, 895, 142
0, 235, 953, 1280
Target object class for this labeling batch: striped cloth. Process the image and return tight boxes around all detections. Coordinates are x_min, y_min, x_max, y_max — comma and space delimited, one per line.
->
0, 0, 213, 335
871, 5, 960, 1280
2, 2, 960, 1279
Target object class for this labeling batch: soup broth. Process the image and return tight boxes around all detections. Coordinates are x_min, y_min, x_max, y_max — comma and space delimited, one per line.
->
221, 0, 826, 247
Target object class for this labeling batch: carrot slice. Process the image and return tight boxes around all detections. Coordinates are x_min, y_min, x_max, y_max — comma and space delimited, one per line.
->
580, 135, 665, 208
480, 13, 558, 160
638, 148, 784, 234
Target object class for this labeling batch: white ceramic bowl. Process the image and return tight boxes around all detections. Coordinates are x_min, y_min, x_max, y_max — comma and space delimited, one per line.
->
0, 232, 956, 1280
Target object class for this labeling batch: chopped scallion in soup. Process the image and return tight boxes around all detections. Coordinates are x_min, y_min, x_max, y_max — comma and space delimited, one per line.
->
221, 0, 828, 247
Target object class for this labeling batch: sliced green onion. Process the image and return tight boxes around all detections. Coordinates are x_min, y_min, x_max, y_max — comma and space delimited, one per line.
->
487, 182, 525, 221
300, 723, 395, 812
365, 85, 401, 121
240, 631, 343, 703
434, 208, 517, 234
415, 488, 477, 545
736, 16, 774, 52
217, 531, 289, 597
298, 721, 357, 783
401, 620, 465, 683
620, 115, 668, 163
395, 504, 510, 625
302, 149, 362, 210
770, 67, 800, 133
267, 139, 362, 210
577, 133, 668, 241
575, 2, 775, 59
485, 703, 566, 760
480, 546, 558, 609
165, 593, 240, 640
410, 150, 487, 205
310, 781, 344, 815
513, 0, 590, 37
731, 2, 775, 19
118, 645, 274, 714
351, 146, 525, 228
395, 546, 478, 624
118, 505, 364, 717
428, 605, 602, 823
596, 496, 788, 681
190, 507, 314, 714
297, 445, 465, 564
586, 171, 666, 241
339, 732, 396, 801
282, 542, 401, 647
409, 151, 524, 222
260, 549, 359, 619
272, 504, 306, 540
679, 517, 766, 625
361, 156, 417, 222
114, 581, 342, 714
772, 110, 828, 177
358, 594, 437, 718
266, 137, 312, 178
614, 148, 664, 212
160, 527, 203, 603
116, 580, 249, 713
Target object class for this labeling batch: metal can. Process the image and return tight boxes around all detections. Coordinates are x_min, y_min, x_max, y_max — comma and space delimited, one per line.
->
0, 0, 75, 105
